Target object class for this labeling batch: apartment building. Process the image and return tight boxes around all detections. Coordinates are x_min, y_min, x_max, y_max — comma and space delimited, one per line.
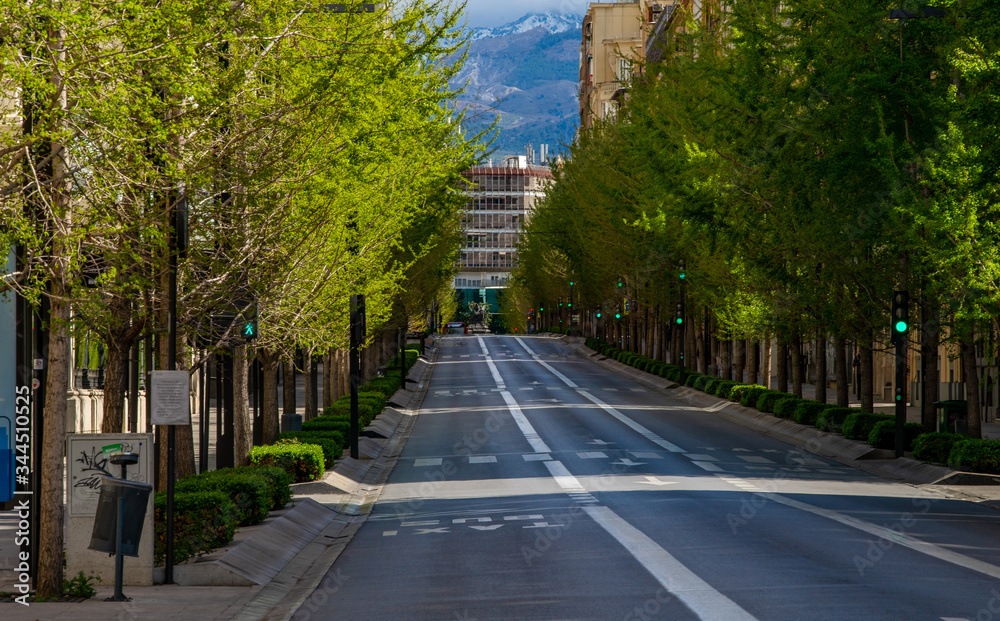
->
455, 156, 553, 307
580, 0, 657, 128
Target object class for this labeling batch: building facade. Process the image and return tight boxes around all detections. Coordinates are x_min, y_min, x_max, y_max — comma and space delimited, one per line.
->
455, 156, 553, 307
580, 0, 656, 129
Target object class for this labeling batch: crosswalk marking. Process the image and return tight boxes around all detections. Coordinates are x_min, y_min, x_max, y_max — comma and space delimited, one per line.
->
468, 455, 497, 464
685, 454, 719, 462
737, 455, 775, 464
522, 453, 552, 461
577, 451, 608, 459
692, 461, 723, 472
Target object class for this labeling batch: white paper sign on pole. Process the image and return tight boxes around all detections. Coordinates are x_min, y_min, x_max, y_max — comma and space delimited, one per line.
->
150, 370, 190, 425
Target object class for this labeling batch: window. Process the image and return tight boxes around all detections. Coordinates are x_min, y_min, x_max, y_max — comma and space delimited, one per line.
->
619, 57, 633, 83
603, 101, 617, 120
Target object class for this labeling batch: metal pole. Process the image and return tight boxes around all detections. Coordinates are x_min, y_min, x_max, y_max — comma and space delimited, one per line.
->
112, 495, 127, 601
349, 295, 362, 459
399, 328, 406, 389
165, 199, 177, 584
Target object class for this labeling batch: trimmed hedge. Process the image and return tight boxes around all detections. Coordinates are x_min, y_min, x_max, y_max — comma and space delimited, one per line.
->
704, 379, 722, 394
773, 397, 800, 419
740, 386, 770, 408
791, 401, 831, 426
816, 407, 855, 432
948, 439, 1000, 474
756, 390, 796, 413
279, 430, 344, 465
154, 491, 237, 565
250, 440, 324, 482
841, 412, 893, 441
693, 375, 714, 391
730, 384, 765, 404
685, 373, 704, 388
176, 472, 270, 526
912, 432, 965, 465
868, 420, 926, 451
714, 380, 739, 399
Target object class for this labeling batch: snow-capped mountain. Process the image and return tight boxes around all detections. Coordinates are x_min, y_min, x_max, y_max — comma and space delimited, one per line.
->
453, 12, 582, 157
470, 12, 582, 41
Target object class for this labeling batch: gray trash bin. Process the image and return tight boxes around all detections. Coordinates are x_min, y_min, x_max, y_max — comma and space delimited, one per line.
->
89, 477, 152, 557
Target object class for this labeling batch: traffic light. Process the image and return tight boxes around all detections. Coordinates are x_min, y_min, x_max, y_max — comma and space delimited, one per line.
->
617, 279, 623, 288
596, 309, 602, 318
243, 317, 258, 341
675, 303, 684, 325
558, 296, 563, 308
678, 258, 686, 281
891, 290, 908, 340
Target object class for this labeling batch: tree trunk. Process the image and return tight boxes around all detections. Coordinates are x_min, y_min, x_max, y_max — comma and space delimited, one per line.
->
37, 296, 70, 598
777, 341, 788, 393
861, 336, 874, 413
324, 348, 334, 407
260, 350, 280, 445
233, 345, 252, 465
960, 330, 983, 439
791, 332, 803, 398
685, 318, 696, 370
921, 300, 940, 431
303, 347, 315, 421
747, 339, 758, 386
816, 333, 827, 404
100, 339, 130, 433
763, 335, 772, 389
282, 354, 295, 416
836, 336, 849, 407
734, 339, 746, 384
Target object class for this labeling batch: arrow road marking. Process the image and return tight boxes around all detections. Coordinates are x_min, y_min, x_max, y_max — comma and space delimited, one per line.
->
453, 517, 492, 524
470, 525, 504, 531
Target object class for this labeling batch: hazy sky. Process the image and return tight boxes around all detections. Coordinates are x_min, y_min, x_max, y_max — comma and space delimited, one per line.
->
461, 0, 588, 28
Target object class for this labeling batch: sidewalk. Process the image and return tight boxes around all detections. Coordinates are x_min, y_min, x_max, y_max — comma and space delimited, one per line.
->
0, 344, 438, 620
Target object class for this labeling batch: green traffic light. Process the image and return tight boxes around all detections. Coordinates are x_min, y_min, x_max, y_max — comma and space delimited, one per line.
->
679, 272, 686, 280
615, 313, 621, 319
596, 312, 602, 318
676, 317, 683, 325
895, 320, 907, 333
570, 281, 575, 286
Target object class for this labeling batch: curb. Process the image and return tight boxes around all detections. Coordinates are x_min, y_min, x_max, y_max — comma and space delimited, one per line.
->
564, 342, 993, 491
232, 347, 439, 620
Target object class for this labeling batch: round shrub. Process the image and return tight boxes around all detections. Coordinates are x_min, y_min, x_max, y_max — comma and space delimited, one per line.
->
867, 420, 927, 451
816, 407, 855, 432
176, 473, 270, 526
740, 386, 769, 408
841, 412, 893, 441
714, 380, 739, 400
948, 439, 1000, 474
704, 379, 721, 394
731, 384, 765, 404
791, 401, 831, 426
773, 397, 800, 419
756, 391, 796, 413
693, 375, 713, 391
912, 432, 964, 465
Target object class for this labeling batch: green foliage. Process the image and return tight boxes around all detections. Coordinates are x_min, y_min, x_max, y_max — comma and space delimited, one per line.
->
176, 472, 270, 526
816, 407, 856, 433
790, 401, 831, 426
868, 421, 927, 451
841, 413, 893, 441
279, 430, 345, 465
714, 380, 739, 399
249, 439, 324, 482
63, 572, 100, 599
755, 391, 796, 413
730, 385, 765, 404
773, 397, 800, 419
739, 386, 770, 408
154, 491, 237, 565
912, 432, 965, 465
948, 439, 1000, 474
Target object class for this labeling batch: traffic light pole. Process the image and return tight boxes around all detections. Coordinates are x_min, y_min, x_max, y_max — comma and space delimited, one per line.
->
892, 290, 908, 458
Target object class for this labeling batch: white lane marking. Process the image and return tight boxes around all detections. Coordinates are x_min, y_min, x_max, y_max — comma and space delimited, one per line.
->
578, 390, 685, 453
414, 458, 443, 467
468, 455, 497, 464
737, 456, 774, 464
544, 460, 587, 493
692, 461, 723, 472
757, 492, 1000, 581
514, 337, 579, 387
415, 527, 449, 535
582, 505, 758, 621
470, 524, 504, 531
631, 451, 664, 459
612, 458, 645, 467
401, 520, 439, 527
502, 389, 551, 453
639, 476, 676, 486
685, 454, 719, 462
478, 337, 506, 389
589, 439, 613, 445
577, 451, 608, 459
503, 514, 545, 521
382, 531, 397, 537
453, 517, 492, 524
522, 453, 552, 461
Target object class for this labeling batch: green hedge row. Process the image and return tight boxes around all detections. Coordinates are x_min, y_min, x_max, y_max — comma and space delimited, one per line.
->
585, 338, 998, 474
250, 440, 324, 482
154, 465, 292, 565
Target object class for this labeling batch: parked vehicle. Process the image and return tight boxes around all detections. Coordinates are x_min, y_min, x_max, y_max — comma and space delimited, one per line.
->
444, 321, 467, 335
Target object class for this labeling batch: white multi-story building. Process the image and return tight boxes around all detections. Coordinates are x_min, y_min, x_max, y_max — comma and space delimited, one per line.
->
455, 156, 553, 305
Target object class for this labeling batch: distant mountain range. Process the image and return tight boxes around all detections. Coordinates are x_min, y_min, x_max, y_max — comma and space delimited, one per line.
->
452, 12, 582, 161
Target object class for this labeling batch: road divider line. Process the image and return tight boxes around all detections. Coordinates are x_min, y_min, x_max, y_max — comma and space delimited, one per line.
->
577, 390, 685, 453
756, 491, 1000, 581
582, 505, 759, 621
479, 337, 551, 454
478, 337, 506, 389
515, 337, 579, 387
